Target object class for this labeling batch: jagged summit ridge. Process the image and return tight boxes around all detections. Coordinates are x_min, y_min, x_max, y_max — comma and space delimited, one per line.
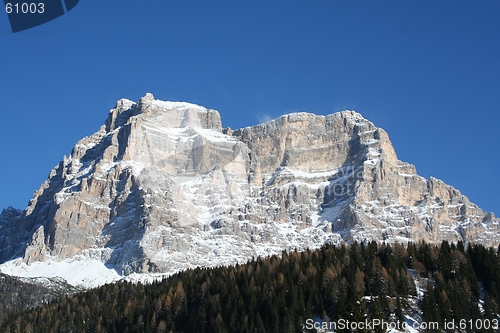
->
105, 93, 221, 132
0, 93, 498, 287
106, 93, 222, 132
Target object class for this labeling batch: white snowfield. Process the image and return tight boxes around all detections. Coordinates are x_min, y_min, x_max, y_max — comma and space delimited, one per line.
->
0, 257, 121, 289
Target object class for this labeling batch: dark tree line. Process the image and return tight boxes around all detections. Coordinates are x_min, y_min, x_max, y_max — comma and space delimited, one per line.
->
0, 273, 80, 324
420, 241, 500, 332
1, 241, 500, 332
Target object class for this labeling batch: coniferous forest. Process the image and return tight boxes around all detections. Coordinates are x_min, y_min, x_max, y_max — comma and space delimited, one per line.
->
0, 273, 81, 325
1, 241, 500, 333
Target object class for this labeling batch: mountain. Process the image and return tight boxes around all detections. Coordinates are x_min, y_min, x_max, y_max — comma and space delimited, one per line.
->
0, 93, 498, 287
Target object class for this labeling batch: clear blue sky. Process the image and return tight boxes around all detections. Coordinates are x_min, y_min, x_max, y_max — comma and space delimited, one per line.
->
1, 1, 499, 215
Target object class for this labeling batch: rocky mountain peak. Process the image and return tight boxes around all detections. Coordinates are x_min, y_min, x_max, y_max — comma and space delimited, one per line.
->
105, 93, 222, 133
105, 98, 137, 132
0, 95, 498, 287
0, 207, 22, 219
142, 92, 155, 101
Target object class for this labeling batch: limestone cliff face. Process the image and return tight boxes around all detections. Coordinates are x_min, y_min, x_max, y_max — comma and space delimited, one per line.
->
0, 94, 498, 277
235, 111, 500, 247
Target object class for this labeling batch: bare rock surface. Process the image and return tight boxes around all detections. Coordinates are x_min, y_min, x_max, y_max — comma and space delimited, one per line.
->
0, 93, 498, 284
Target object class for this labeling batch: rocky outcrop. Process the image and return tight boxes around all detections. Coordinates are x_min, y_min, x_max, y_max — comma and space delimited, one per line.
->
0, 207, 24, 263
0, 93, 498, 278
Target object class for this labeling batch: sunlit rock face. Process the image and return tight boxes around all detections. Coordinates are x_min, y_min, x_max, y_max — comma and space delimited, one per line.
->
1, 93, 498, 276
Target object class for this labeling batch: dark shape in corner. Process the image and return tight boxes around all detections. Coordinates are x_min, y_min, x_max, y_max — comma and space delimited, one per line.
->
64, 0, 79, 12
4, 0, 79, 33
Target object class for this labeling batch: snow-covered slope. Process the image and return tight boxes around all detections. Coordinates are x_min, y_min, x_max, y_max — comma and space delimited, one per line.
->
0, 93, 498, 287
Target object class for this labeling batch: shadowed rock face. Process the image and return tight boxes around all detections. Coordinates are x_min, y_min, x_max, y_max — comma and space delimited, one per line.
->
0, 93, 498, 275
0, 207, 24, 263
